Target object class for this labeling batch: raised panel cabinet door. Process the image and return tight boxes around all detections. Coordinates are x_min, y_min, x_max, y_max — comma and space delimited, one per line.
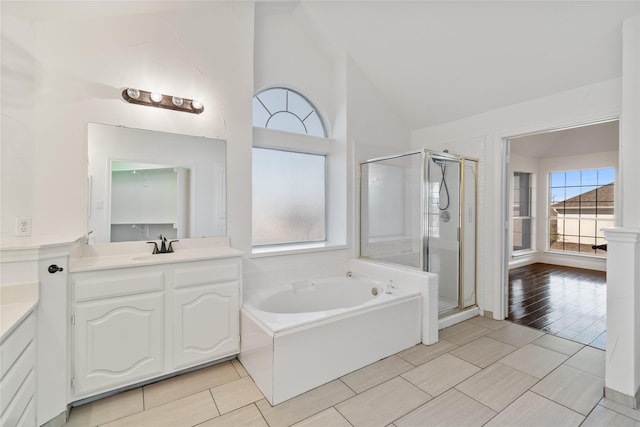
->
173, 282, 239, 370
74, 293, 164, 397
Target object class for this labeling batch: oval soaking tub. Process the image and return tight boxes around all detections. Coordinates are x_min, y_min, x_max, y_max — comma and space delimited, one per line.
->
239, 274, 422, 405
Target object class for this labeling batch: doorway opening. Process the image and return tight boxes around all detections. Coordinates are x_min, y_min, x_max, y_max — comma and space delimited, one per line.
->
502, 119, 618, 348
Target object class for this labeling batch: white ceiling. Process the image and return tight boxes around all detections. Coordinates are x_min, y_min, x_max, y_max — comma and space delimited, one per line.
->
298, 1, 639, 129
3, 1, 640, 131
509, 119, 619, 159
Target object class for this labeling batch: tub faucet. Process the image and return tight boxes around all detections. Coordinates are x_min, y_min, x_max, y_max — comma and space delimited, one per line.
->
385, 280, 396, 294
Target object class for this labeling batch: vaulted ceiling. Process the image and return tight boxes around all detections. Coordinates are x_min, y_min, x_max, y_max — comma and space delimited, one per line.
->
297, 1, 639, 129
4, 1, 639, 131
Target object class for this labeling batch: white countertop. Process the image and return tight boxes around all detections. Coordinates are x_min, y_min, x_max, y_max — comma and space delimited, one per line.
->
1, 282, 39, 342
69, 237, 244, 272
70, 246, 244, 272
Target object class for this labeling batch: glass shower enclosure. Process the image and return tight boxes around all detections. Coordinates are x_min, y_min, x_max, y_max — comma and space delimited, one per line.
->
360, 150, 478, 316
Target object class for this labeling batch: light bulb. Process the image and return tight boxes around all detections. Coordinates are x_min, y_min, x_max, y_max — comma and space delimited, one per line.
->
172, 96, 184, 107
126, 88, 140, 99
150, 92, 163, 103
191, 99, 203, 110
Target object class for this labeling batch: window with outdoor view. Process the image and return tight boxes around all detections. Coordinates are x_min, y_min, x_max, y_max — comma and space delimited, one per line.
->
513, 172, 533, 252
548, 168, 615, 256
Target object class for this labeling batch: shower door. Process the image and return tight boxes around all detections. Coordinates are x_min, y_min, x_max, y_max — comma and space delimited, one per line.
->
360, 152, 423, 269
427, 153, 461, 314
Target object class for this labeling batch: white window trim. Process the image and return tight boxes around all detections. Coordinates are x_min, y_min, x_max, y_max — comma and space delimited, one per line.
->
251, 127, 347, 256
512, 171, 535, 256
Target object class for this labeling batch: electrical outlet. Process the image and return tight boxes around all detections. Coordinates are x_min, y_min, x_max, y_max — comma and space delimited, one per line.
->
16, 217, 32, 237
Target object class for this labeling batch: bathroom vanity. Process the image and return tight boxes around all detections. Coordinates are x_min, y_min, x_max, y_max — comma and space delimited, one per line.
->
69, 237, 243, 400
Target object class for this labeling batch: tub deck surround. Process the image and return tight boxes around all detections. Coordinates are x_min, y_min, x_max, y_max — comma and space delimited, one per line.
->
69, 236, 243, 272
350, 258, 439, 345
240, 259, 438, 405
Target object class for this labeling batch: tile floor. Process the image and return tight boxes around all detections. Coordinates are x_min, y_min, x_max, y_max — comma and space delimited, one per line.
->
64, 317, 640, 427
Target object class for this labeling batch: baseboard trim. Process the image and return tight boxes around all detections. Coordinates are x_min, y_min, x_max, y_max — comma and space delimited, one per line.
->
40, 410, 68, 427
604, 385, 640, 410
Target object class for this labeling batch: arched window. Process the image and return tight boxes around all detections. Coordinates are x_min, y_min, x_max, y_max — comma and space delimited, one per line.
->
253, 88, 326, 137
252, 86, 343, 251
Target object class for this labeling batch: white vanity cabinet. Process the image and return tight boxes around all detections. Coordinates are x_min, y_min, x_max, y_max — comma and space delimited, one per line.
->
72, 268, 165, 397
172, 262, 240, 370
70, 254, 242, 400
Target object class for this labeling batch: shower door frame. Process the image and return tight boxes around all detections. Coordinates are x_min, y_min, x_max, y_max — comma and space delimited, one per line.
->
359, 150, 427, 271
425, 151, 479, 314
358, 149, 479, 314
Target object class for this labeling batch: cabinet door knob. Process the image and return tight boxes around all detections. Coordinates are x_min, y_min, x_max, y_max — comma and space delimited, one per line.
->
48, 264, 64, 274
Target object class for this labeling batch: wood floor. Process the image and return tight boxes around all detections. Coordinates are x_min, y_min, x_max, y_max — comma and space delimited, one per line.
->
508, 263, 606, 350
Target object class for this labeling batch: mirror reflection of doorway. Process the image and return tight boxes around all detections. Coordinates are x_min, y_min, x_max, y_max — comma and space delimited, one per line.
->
504, 120, 618, 349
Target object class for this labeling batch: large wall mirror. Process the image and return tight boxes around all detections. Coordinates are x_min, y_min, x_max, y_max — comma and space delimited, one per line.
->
88, 123, 226, 243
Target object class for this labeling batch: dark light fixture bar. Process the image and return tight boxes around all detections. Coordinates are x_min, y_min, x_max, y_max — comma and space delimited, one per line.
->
122, 88, 204, 114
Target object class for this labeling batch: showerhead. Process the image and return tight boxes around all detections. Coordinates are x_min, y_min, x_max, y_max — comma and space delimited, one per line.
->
432, 157, 448, 167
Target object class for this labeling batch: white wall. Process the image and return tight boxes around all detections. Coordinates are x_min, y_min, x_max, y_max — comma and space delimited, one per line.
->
1, 4, 255, 252
411, 78, 622, 317
245, 4, 412, 296
1, 16, 36, 237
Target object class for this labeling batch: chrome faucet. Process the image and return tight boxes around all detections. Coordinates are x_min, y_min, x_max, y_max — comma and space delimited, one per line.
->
147, 235, 179, 254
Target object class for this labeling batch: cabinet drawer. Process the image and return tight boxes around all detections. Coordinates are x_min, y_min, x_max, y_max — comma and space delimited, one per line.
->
173, 262, 239, 289
0, 313, 34, 377
1, 342, 35, 415
0, 369, 35, 427
74, 270, 164, 301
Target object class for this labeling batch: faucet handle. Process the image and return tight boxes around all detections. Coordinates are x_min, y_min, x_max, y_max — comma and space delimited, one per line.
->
168, 240, 179, 253
146, 241, 160, 254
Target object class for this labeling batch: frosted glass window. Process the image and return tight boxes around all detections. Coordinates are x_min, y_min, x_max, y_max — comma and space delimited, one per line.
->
253, 88, 327, 137
252, 148, 326, 246
549, 167, 615, 256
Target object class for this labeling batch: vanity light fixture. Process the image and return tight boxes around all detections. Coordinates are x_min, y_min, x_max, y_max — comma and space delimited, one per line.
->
121, 88, 204, 114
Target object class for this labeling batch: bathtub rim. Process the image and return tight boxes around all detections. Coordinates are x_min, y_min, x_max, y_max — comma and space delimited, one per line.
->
242, 288, 422, 335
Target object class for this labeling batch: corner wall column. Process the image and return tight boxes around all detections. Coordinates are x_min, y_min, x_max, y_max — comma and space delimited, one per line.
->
603, 228, 640, 409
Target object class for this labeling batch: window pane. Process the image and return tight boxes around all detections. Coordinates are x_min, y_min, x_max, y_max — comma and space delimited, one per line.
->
550, 187, 565, 205
253, 88, 326, 137
512, 172, 532, 251
287, 90, 313, 121
598, 168, 615, 185
252, 97, 270, 128
257, 88, 286, 113
513, 218, 531, 251
551, 172, 565, 187
566, 171, 581, 187
547, 167, 615, 257
513, 172, 530, 217
268, 112, 307, 135
581, 170, 598, 186
252, 148, 326, 246
304, 111, 326, 137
